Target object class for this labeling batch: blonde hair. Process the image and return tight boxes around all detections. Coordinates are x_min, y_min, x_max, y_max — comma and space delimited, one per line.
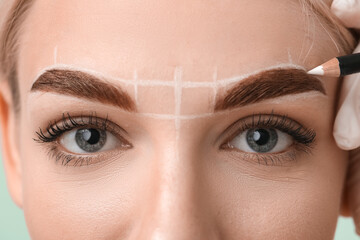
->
0, 0, 35, 112
0, 0, 357, 113
300, 0, 356, 54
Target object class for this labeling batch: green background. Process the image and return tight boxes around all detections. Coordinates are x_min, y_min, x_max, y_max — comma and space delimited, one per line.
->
0, 153, 359, 240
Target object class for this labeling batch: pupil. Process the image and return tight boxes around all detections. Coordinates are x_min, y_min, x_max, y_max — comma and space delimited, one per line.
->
82, 129, 100, 144
253, 129, 270, 145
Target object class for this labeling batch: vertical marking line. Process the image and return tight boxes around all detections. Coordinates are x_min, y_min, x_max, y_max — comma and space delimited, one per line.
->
174, 66, 183, 162
133, 69, 138, 106
53, 46, 58, 64
212, 66, 218, 109
287, 48, 293, 64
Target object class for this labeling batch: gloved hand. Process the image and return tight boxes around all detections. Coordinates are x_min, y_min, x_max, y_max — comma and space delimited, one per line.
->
331, 0, 360, 234
333, 43, 360, 150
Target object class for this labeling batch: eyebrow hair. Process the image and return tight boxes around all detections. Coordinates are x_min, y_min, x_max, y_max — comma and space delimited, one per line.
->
31, 69, 136, 111
214, 68, 326, 111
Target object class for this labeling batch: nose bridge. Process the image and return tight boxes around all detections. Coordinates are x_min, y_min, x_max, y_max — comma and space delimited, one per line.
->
134, 130, 220, 240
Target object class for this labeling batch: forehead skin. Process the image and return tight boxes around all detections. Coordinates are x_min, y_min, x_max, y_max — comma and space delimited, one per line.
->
18, 0, 338, 87
13, 0, 346, 239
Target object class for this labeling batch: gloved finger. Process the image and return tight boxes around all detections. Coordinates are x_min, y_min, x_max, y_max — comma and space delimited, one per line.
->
334, 73, 360, 150
333, 42, 360, 150
345, 147, 360, 234
331, 0, 360, 28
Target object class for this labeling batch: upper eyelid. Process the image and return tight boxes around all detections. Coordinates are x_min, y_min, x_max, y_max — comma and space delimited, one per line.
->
35, 113, 131, 144
217, 114, 314, 147
37, 112, 313, 147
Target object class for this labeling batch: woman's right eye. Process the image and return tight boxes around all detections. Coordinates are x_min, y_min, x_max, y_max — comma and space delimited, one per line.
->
228, 128, 293, 153
34, 113, 134, 166
60, 128, 123, 154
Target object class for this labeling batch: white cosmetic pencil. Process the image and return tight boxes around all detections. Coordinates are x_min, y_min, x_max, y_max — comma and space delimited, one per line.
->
307, 52, 360, 77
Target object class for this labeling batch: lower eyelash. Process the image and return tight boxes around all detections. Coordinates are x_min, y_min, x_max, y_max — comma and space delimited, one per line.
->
47, 145, 82, 166
259, 143, 312, 166
224, 143, 312, 167
45, 143, 120, 167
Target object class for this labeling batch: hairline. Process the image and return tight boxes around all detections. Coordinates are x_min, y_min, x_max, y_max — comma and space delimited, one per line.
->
0, 0, 35, 113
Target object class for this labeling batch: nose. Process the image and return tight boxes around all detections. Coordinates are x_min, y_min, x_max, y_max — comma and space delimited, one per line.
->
131, 143, 221, 240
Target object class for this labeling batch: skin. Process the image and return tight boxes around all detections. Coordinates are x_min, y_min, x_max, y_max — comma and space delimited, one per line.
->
0, 0, 351, 239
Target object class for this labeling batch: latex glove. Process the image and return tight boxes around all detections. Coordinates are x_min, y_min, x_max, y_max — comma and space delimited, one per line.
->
331, 0, 360, 29
331, 0, 360, 234
333, 44, 360, 150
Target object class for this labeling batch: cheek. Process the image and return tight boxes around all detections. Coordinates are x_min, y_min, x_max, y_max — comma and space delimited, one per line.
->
22, 168, 141, 239
208, 145, 347, 239
20, 132, 143, 239
22, 171, 115, 239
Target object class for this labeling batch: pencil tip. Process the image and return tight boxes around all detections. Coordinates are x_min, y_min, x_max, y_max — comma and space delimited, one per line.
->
307, 66, 324, 76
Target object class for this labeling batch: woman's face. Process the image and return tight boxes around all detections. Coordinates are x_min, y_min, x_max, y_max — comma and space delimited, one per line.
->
1, 0, 348, 239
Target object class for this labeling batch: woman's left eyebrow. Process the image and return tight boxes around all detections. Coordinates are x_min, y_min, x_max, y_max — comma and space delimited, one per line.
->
214, 68, 326, 112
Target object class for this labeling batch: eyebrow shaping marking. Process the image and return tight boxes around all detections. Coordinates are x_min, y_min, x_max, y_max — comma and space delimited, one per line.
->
214, 68, 326, 112
31, 69, 136, 111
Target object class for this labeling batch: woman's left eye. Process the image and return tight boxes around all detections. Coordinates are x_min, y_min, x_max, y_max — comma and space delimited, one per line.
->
60, 128, 120, 154
228, 128, 293, 153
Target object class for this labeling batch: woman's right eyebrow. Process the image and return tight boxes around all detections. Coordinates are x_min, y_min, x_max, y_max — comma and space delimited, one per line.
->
30, 69, 137, 112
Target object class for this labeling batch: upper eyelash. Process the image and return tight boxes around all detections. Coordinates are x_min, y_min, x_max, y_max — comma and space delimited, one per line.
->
34, 112, 131, 167
35, 111, 314, 167
221, 112, 316, 149
219, 112, 316, 166
247, 113, 315, 145
34, 112, 110, 143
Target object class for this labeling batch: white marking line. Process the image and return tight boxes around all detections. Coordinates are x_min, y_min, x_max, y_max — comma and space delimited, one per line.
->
137, 90, 326, 120
174, 66, 183, 168
133, 69, 138, 105
32, 63, 306, 88
53, 46, 58, 64
212, 67, 218, 109
287, 48, 293, 64
137, 80, 174, 86
174, 66, 183, 136
214, 63, 306, 87
31, 63, 317, 119
139, 112, 213, 120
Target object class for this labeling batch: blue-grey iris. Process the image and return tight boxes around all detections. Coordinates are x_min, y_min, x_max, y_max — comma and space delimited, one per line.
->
75, 128, 107, 152
246, 128, 278, 153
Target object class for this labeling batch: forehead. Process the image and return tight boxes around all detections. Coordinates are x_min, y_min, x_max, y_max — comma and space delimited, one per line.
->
17, 0, 338, 87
